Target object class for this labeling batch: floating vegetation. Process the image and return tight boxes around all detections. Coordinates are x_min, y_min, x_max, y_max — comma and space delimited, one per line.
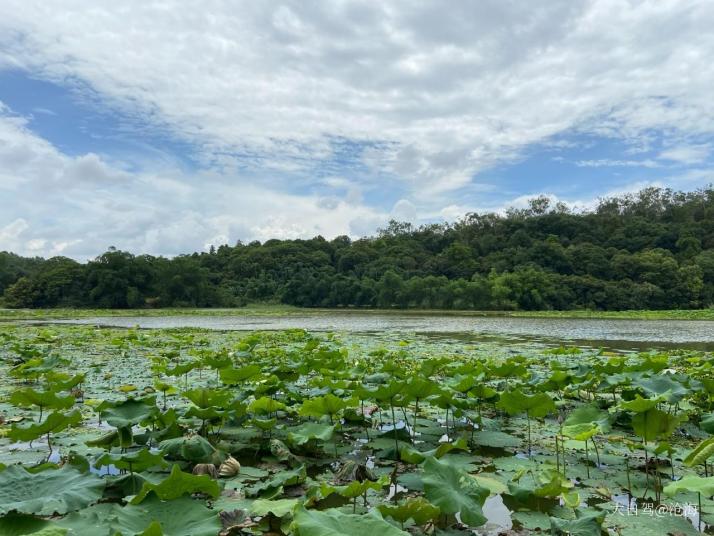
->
0, 323, 713, 534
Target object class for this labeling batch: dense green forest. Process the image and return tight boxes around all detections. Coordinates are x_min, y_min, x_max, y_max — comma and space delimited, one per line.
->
2, 187, 713, 311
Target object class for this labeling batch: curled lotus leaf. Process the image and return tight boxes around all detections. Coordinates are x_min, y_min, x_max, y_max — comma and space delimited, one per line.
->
130, 464, 221, 504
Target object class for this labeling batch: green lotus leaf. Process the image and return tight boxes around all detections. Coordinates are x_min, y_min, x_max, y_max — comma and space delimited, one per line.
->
94, 448, 167, 473
45, 373, 85, 393
107, 473, 153, 499
101, 397, 159, 429
86, 430, 120, 448
219, 364, 261, 385
618, 395, 663, 413
248, 465, 306, 497
634, 375, 691, 403
182, 388, 231, 409
320, 475, 390, 500
378, 497, 441, 526
0, 513, 66, 535
468, 384, 498, 400
430, 437, 470, 458
184, 406, 229, 421
490, 361, 528, 379
165, 361, 200, 377
497, 389, 555, 418
0, 465, 104, 516
298, 394, 349, 419
403, 377, 440, 399
252, 417, 278, 430
250, 498, 299, 518
12, 356, 69, 380
631, 408, 681, 442
58, 495, 220, 536
138, 521, 162, 536
288, 423, 335, 446
291, 506, 408, 536
561, 423, 598, 441
372, 381, 409, 404
9, 388, 75, 412
130, 464, 221, 504
563, 405, 611, 434
448, 374, 477, 393
472, 474, 508, 495
684, 437, 714, 467
421, 457, 488, 527
399, 445, 426, 464
8, 410, 83, 443
533, 469, 574, 498
549, 510, 605, 536
597, 372, 631, 390
700, 413, 714, 434
249, 396, 287, 415
627, 355, 669, 374
159, 435, 216, 463
471, 430, 522, 448
201, 353, 232, 370
664, 474, 714, 496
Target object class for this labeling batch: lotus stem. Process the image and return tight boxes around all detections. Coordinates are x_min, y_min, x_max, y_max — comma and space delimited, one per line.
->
556, 435, 560, 474
391, 399, 399, 461
400, 407, 412, 442
592, 437, 601, 467
413, 398, 419, 428
584, 439, 590, 479
654, 456, 660, 503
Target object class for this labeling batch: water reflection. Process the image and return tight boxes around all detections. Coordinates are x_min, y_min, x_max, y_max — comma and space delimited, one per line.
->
39, 312, 714, 350
481, 494, 513, 533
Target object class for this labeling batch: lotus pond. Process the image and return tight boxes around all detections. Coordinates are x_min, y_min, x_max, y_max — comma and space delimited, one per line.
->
1, 323, 714, 535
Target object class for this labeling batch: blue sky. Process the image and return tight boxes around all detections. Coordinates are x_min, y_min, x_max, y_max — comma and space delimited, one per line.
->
0, 1, 713, 259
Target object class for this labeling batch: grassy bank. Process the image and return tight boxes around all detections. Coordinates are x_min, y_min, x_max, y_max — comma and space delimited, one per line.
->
1, 305, 713, 322
509, 308, 714, 321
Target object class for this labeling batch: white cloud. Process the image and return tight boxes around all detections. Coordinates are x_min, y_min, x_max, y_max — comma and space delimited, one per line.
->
0, 218, 29, 242
1, 1, 714, 258
575, 159, 660, 168
658, 144, 711, 165
0, 110, 387, 259
390, 199, 417, 221
0, 1, 713, 196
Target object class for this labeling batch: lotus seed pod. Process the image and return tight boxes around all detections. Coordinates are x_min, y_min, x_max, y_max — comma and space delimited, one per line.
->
192, 463, 218, 479
218, 456, 241, 477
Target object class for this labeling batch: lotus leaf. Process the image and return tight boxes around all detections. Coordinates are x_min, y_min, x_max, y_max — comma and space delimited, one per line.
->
0, 465, 104, 516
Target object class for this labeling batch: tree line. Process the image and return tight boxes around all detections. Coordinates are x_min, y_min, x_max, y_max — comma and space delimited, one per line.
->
2, 186, 713, 311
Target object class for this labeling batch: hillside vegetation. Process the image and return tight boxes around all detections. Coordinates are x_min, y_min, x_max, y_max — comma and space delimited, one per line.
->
2, 186, 713, 311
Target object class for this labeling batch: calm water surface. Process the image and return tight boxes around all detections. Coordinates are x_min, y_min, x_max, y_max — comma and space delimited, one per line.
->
44, 312, 714, 350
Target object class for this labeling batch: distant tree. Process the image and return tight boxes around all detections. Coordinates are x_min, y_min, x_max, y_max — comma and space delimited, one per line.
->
2, 186, 713, 311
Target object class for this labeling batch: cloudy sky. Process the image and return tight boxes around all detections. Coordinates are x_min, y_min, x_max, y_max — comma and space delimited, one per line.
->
1, 1, 713, 259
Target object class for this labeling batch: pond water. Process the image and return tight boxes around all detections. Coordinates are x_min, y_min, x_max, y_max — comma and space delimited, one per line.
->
41, 311, 714, 350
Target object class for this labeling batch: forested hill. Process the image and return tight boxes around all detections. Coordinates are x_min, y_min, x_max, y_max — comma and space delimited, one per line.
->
2, 186, 714, 311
